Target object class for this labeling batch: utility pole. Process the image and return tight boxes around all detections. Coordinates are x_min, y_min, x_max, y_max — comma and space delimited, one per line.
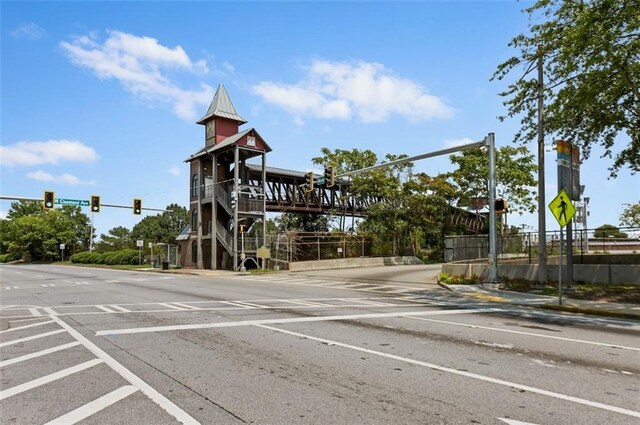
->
537, 53, 547, 286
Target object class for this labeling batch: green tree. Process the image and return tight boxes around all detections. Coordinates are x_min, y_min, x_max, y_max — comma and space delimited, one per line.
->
96, 226, 133, 251
449, 146, 537, 214
0, 203, 90, 261
275, 213, 331, 232
594, 224, 628, 239
7, 200, 42, 219
493, 0, 640, 176
131, 204, 188, 245
619, 202, 640, 227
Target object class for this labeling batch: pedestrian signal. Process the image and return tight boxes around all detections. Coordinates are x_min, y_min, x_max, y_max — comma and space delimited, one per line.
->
43, 191, 55, 209
133, 199, 142, 215
495, 199, 507, 213
91, 195, 101, 213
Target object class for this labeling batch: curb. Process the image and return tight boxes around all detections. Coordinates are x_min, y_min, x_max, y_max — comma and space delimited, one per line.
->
437, 282, 640, 321
539, 304, 640, 321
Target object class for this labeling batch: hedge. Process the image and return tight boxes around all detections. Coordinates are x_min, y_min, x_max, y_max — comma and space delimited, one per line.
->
71, 249, 140, 265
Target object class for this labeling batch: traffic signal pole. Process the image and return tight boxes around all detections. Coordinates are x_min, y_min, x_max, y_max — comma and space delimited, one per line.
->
336, 133, 499, 283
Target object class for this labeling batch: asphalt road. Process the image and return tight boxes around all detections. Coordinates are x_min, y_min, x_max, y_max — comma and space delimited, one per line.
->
1, 264, 639, 424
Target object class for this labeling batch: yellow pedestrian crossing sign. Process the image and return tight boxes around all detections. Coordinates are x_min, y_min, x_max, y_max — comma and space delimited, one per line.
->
549, 189, 576, 228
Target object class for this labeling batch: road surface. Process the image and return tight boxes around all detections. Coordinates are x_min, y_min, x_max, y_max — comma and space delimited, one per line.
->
1, 264, 638, 424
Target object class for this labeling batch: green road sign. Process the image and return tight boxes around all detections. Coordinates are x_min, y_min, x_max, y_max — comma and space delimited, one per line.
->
548, 189, 576, 228
55, 198, 90, 207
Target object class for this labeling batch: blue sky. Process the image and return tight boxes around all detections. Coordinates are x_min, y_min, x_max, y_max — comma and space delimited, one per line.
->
2, 1, 638, 239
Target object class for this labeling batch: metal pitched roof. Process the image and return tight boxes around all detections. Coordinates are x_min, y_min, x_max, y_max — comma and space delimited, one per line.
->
197, 84, 247, 124
184, 128, 271, 161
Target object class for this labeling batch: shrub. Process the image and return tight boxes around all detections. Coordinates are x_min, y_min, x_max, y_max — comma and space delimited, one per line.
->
0, 252, 21, 263
70, 249, 140, 265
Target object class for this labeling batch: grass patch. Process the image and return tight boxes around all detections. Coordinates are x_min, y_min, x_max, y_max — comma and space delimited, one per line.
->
57, 261, 153, 271
499, 278, 640, 303
438, 272, 482, 285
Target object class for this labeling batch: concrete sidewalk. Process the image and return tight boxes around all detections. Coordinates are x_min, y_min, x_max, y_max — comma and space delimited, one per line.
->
438, 282, 640, 321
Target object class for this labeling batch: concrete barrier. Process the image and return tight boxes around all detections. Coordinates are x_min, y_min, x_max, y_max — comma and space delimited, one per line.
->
289, 256, 423, 272
441, 262, 640, 285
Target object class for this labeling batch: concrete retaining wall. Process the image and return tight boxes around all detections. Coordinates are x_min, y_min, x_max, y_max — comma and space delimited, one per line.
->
289, 256, 423, 272
441, 263, 640, 285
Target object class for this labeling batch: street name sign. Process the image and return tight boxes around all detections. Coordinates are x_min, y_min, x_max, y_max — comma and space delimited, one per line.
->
548, 189, 576, 228
55, 198, 90, 207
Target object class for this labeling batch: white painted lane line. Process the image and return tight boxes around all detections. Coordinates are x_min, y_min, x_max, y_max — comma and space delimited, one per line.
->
404, 316, 640, 352
0, 319, 54, 334
159, 303, 184, 310
109, 305, 131, 312
346, 299, 396, 307
51, 316, 199, 424
257, 324, 640, 419
28, 308, 43, 317
0, 342, 81, 368
44, 385, 139, 425
42, 307, 58, 316
279, 300, 330, 308
0, 329, 66, 348
171, 303, 201, 311
498, 419, 539, 425
105, 280, 121, 283
97, 308, 491, 336
0, 359, 103, 401
96, 305, 116, 313
220, 301, 258, 309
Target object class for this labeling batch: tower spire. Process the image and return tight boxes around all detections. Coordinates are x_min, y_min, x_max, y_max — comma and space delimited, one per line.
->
197, 84, 247, 124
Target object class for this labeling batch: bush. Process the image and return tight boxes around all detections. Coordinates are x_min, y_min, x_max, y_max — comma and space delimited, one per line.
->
71, 249, 140, 265
0, 252, 21, 263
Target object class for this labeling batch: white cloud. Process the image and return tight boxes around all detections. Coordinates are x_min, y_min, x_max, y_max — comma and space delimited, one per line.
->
443, 137, 477, 149
11, 23, 47, 40
60, 30, 214, 120
168, 166, 181, 176
0, 140, 98, 167
26, 171, 95, 186
253, 59, 453, 123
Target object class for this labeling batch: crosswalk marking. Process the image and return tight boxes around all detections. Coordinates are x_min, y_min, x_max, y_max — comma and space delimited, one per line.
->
44, 385, 139, 425
0, 359, 103, 401
0, 329, 66, 348
0, 319, 54, 334
96, 305, 117, 313
159, 303, 184, 310
109, 305, 131, 312
0, 342, 81, 368
171, 302, 200, 310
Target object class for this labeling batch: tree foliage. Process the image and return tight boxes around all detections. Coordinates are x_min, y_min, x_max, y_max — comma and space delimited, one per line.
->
96, 226, 133, 252
0, 203, 90, 261
619, 202, 640, 227
493, 0, 640, 176
130, 203, 188, 245
594, 224, 628, 238
450, 146, 537, 214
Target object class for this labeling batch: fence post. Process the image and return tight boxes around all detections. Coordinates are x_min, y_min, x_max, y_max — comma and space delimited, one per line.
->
317, 236, 321, 260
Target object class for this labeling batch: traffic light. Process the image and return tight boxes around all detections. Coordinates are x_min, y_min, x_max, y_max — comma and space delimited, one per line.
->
133, 198, 142, 215
305, 171, 314, 192
90, 195, 101, 213
324, 167, 335, 188
495, 199, 508, 213
43, 191, 55, 209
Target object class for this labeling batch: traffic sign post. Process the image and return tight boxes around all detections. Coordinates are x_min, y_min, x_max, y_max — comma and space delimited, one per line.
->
137, 240, 144, 265
548, 189, 576, 305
